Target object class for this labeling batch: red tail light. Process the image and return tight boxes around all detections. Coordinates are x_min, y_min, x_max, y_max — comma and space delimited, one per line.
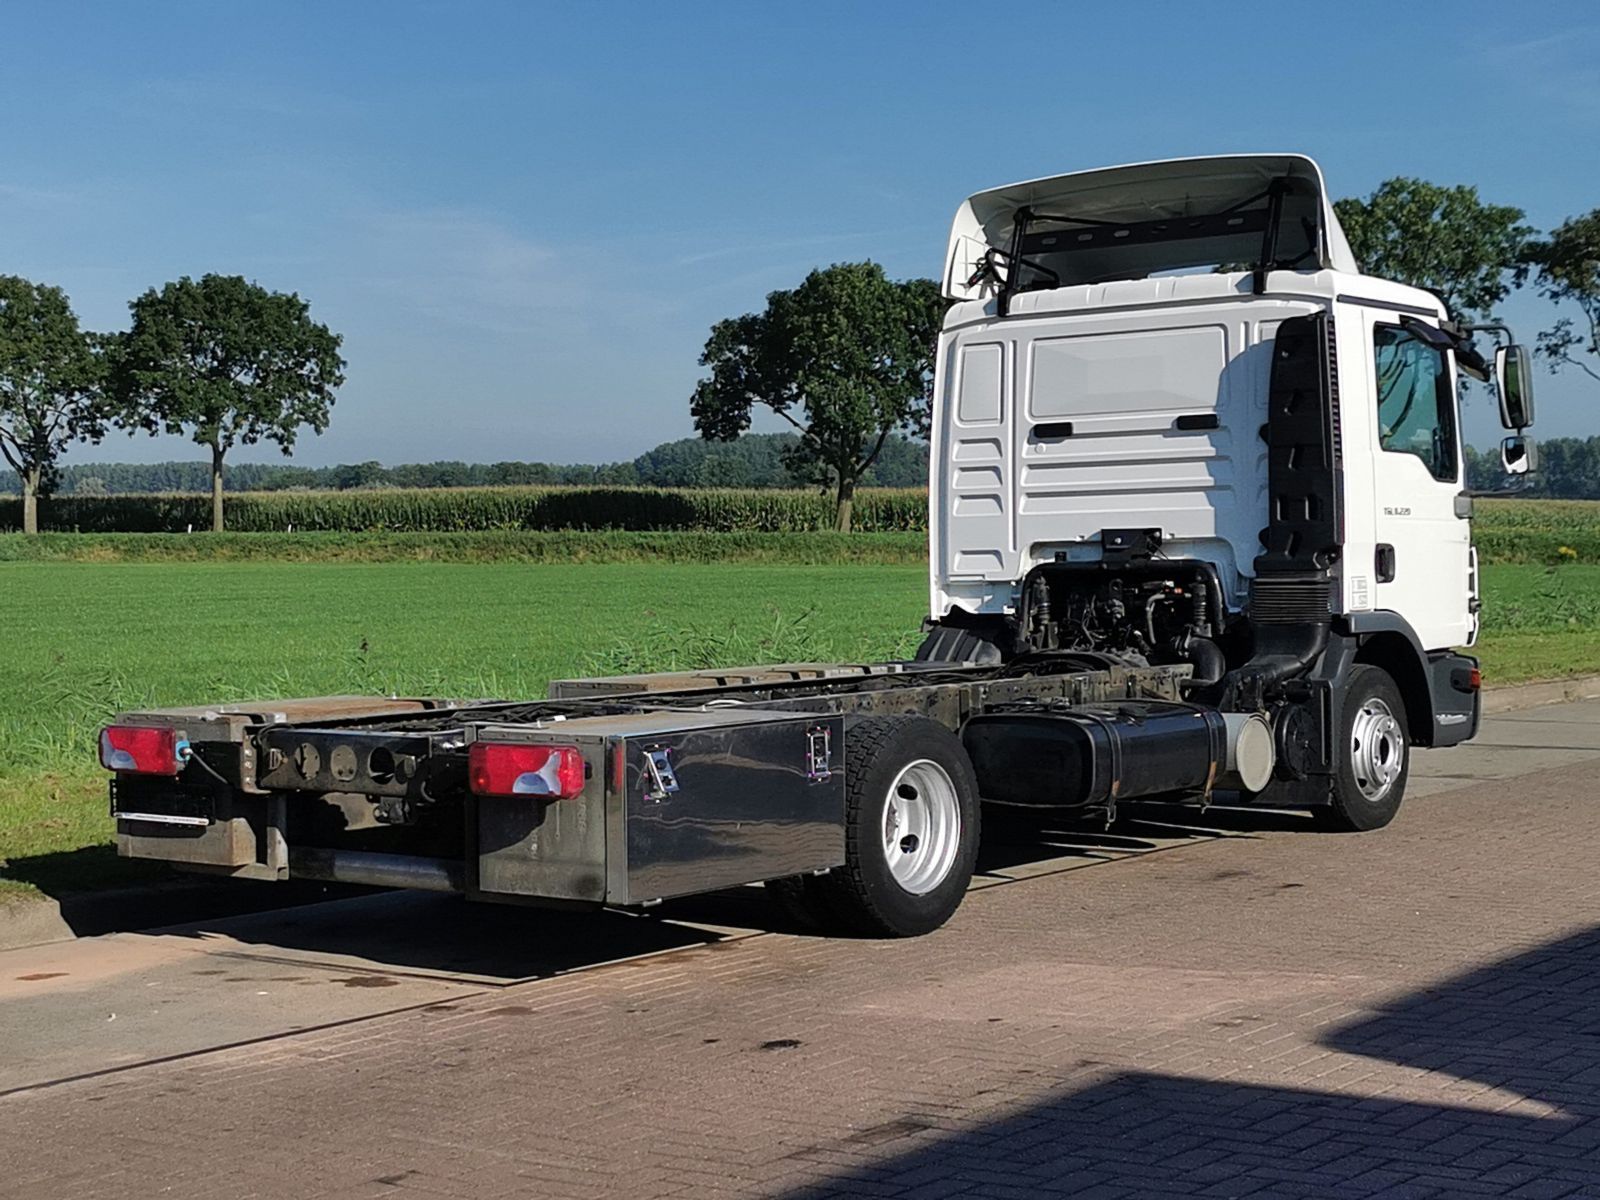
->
99, 725, 186, 775
468, 742, 586, 799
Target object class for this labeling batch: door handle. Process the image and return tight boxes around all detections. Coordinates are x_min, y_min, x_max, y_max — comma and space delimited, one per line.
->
1375, 544, 1396, 583
1454, 492, 1473, 519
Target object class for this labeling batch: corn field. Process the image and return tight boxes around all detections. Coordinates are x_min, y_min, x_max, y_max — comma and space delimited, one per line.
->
0, 486, 929, 535
2, 489, 1597, 564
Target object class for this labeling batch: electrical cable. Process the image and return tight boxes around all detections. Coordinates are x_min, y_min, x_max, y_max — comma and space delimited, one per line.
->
180, 745, 233, 788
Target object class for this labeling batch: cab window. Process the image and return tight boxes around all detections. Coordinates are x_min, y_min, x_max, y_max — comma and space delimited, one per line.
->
1373, 324, 1457, 483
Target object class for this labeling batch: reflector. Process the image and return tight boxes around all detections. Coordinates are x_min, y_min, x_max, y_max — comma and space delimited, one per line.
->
99, 725, 185, 775
468, 742, 586, 799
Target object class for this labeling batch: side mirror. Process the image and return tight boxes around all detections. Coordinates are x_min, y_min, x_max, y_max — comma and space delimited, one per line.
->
1495, 344, 1535, 430
1501, 433, 1537, 477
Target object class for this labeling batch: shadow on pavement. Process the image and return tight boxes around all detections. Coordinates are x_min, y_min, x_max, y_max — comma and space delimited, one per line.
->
770, 925, 1600, 1197
779, 1071, 1582, 1198
13, 799, 1320, 980
1, 843, 375, 939
973, 799, 1311, 876
147, 890, 735, 983
143, 800, 1314, 980
1326, 924, 1600, 1112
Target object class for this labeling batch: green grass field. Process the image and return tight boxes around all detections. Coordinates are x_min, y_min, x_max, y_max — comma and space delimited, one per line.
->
2, 556, 1597, 902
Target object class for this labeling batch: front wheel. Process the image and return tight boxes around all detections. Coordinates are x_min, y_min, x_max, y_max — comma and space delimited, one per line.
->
810, 715, 982, 937
1316, 664, 1410, 832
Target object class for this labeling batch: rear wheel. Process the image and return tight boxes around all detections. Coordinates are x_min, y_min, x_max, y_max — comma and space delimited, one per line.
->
1316, 665, 1410, 832
810, 715, 981, 937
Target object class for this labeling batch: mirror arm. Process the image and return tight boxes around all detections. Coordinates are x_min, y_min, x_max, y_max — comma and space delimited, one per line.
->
1457, 352, 1490, 382
1400, 314, 1455, 348
1455, 321, 1513, 345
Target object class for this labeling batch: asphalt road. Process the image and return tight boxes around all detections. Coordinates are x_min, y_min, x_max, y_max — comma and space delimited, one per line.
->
1, 700, 1597, 1198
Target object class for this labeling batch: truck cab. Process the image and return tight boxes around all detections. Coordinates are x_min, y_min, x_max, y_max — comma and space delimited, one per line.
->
921, 154, 1536, 822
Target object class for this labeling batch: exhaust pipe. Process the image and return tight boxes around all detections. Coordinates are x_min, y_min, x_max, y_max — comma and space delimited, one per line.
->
288, 848, 464, 893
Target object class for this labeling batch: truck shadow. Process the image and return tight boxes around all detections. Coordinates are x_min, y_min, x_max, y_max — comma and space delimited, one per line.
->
161, 889, 738, 983
770, 925, 1600, 1197
0, 844, 376, 940
971, 798, 1313, 877
7, 799, 1316, 978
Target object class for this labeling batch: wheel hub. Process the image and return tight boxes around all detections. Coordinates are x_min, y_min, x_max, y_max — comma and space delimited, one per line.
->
1349, 697, 1404, 803
880, 759, 962, 895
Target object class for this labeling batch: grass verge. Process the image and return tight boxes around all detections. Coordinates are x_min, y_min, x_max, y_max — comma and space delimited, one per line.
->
0, 775, 168, 904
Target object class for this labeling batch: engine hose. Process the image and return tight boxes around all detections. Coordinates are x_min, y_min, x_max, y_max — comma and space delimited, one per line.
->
1184, 636, 1226, 685
1220, 622, 1330, 709
1026, 575, 1052, 650
1144, 593, 1163, 645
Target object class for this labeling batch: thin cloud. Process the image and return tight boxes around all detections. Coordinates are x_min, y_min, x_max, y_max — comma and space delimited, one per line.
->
670, 228, 907, 268
0, 180, 87, 208
1484, 25, 1600, 121
343, 203, 687, 337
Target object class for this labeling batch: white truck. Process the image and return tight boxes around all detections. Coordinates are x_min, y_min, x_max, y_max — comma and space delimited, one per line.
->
97, 154, 1536, 937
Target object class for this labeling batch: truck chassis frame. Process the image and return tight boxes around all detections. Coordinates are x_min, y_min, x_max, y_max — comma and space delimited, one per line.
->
110, 656, 1194, 911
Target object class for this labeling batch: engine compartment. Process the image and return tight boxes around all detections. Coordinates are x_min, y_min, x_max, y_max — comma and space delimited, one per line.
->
1015, 559, 1236, 687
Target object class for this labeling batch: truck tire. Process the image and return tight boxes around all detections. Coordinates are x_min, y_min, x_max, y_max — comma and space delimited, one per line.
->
1316, 664, 1410, 832
811, 715, 981, 937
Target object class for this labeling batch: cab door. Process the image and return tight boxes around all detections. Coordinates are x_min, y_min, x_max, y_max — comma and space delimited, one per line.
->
1367, 316, 1473, 651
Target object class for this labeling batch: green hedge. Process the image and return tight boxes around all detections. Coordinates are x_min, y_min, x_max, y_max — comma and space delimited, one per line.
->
0, 530, 930, 565
0, 486, 929, 534
4, 489, 1597, 566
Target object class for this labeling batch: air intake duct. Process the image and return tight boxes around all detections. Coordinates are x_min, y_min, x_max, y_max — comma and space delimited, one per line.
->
963, 701, 1274, 810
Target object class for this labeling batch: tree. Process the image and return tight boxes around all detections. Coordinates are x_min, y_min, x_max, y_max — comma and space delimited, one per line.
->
1524, 210, 1600, 386
0, 277, 107, 534
112, 274, 345, 531
1334, 179, 1533, 319
690, 262, 945, 531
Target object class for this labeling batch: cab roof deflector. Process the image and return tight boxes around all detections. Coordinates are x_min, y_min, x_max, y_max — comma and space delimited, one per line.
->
944, 154, 1360, 309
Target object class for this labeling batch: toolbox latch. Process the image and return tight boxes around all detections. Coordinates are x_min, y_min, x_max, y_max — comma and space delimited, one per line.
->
643, 746, 679, 802
806, 725, 833, 783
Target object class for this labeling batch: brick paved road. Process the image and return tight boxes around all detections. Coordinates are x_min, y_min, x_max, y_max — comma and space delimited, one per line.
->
3, 703, 1600, 1199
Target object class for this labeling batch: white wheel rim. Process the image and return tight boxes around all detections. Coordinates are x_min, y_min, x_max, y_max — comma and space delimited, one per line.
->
1350, 697, 1404, 803
880, 759, 962, 895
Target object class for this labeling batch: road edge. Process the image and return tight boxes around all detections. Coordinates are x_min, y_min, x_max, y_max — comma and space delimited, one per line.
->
1481, 672, 1600, 714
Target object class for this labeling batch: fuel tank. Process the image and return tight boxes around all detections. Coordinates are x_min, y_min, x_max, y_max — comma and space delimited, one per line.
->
963, 700, 1270, 809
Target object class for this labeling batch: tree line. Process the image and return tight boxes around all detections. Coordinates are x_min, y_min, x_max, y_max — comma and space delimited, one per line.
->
0, 274, 342, 533
1464, 437, 1600, 497
0, 432, 929, 496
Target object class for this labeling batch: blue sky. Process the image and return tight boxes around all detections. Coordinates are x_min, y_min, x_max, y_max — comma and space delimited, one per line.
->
3, 0, 1597, 468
